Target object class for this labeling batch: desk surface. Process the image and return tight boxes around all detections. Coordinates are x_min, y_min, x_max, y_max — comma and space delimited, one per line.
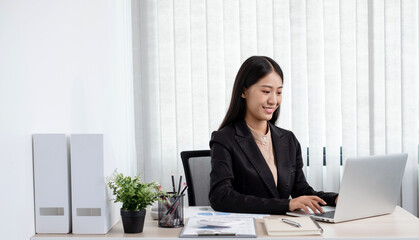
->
32, 206, 419, 239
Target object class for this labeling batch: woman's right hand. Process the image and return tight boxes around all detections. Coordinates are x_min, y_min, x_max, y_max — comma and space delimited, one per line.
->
289, 195, 326, 214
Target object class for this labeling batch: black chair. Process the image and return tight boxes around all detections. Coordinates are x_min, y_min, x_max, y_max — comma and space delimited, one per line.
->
180, 150, 211, 206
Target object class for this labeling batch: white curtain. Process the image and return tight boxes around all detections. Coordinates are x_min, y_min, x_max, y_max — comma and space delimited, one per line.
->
132, 0, 418, 215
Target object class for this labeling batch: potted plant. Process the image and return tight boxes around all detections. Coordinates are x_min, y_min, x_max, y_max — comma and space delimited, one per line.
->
107, 170, 162, 233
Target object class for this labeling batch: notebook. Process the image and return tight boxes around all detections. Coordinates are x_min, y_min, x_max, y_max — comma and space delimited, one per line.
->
287, 153, 408, 223
264, 216, 322, 236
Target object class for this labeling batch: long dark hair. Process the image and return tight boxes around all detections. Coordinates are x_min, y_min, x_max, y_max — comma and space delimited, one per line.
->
218, 56, 284, 130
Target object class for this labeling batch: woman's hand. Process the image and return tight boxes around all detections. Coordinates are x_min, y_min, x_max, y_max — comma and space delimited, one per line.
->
289, 196, 326, 214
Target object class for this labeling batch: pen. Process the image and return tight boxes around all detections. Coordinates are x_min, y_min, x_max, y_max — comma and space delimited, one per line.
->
180, 183, 188, 195
281, 218, 301, 228
171, 173, 176, 193
177, 174, 183, 194
197, 231, 236, 236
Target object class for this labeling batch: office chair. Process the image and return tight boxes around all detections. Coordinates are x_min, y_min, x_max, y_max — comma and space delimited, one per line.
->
180, 150, 211, 206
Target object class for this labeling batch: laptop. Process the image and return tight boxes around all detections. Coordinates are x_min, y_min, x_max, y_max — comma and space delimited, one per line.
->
287, 153, 408, 223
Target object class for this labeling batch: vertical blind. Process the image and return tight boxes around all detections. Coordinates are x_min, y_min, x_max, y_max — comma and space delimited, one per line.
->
132, 0, 418, 216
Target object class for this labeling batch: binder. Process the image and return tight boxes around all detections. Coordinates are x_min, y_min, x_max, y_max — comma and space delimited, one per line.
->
70, 134, 115, 234
33, 134, 71, 233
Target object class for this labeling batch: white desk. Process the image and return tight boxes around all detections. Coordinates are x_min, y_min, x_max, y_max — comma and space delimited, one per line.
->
31, 206, 419, 239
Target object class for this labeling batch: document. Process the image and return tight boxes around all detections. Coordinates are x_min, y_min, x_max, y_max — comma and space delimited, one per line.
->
184, 206, 269, 219
179, 217, 256, 238
264, 216, 323, 236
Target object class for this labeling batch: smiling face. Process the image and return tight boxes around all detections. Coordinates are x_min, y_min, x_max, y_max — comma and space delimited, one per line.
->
241, 71, 283, 132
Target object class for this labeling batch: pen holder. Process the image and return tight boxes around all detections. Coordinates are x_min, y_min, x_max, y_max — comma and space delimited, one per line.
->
158, 193, 184, 228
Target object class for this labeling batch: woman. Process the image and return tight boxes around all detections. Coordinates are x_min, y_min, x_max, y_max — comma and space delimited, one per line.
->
209, 56, 338, 214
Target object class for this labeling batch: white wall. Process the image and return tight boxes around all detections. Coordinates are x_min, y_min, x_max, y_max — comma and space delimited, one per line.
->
0, 1, 136, 239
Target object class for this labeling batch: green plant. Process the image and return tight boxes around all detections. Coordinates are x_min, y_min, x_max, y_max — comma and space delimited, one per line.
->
107, 170, 163, 211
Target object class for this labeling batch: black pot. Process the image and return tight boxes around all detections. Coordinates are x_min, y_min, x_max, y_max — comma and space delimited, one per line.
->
120, 209, 146, 233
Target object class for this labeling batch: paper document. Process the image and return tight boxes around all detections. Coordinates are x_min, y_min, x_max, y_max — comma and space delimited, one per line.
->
184, 206, 269, 219
180, 217, 256, 238
196, 218, 246, 228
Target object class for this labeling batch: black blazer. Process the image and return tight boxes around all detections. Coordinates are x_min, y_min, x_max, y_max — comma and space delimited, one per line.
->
209, 119, 338, 214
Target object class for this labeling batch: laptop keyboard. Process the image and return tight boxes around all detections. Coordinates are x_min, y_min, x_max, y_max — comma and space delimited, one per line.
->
315, 211, 335, 218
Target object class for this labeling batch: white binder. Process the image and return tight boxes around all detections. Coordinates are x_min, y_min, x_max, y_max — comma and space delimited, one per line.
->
33, 134, 71, 233
70, 134, 114, 234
